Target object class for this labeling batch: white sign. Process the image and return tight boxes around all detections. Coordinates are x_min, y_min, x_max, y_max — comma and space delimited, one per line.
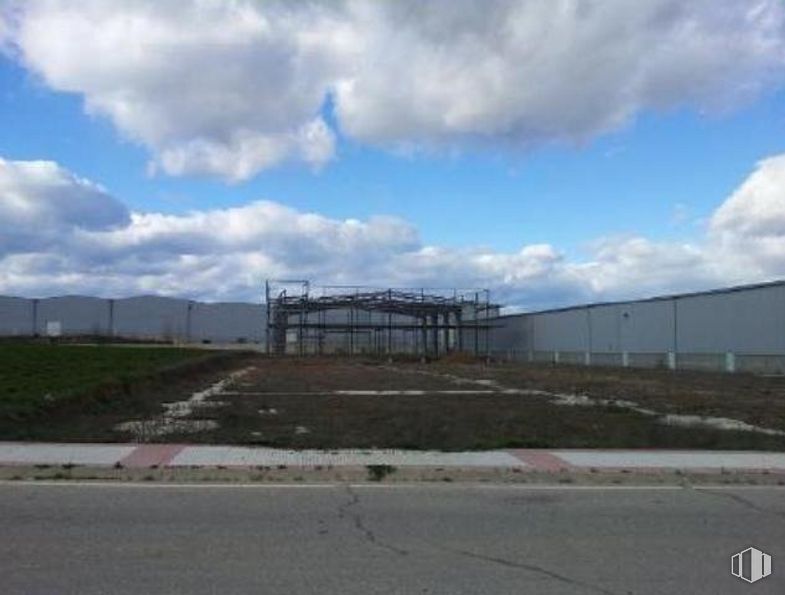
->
731, 547, 772, 584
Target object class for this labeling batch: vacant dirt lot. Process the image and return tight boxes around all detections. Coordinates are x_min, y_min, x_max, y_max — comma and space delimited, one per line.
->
122, 357, 785, 450
428, 361, 785, 434
6, 355, 785, 450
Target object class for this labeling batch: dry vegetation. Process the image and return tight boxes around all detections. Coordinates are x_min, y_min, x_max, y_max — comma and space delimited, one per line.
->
5, 352, 785, 450
0, 344, 256, 442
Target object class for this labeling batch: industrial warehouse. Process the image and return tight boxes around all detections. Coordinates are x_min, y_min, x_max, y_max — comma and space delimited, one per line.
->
3, 278, 785, 374
4, 1, 785, 588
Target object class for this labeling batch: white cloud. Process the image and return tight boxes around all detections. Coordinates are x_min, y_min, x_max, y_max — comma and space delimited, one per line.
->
3, 154, 785, 308
707, 154, 785, 279
153, 118, 335, 182
711, 154, 785, 237
2, 0, 784, 180
334, 0, 785, 147
0, 157, 129, 254
3, 0, 344, 180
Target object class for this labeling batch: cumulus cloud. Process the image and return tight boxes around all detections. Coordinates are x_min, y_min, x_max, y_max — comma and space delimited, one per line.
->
2, 0, 344, 181
2, 154, 785, 309
0, 157, 129, 254
2, 0, 784, 180
711, 154, 785, 237
708, 154, 785, 279
334, 0, 785, 147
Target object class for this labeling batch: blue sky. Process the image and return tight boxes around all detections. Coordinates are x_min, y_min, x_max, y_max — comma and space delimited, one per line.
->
3, 55, 783, 257
1, 1, 785, 307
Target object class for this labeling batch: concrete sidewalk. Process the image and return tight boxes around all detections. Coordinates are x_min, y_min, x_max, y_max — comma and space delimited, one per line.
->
2, 442, 785, 473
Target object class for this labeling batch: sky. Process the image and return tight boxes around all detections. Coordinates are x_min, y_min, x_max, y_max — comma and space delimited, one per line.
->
1, 0, 785, 310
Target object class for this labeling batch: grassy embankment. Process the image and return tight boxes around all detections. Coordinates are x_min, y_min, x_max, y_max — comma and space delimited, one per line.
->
0, 344, 251, 441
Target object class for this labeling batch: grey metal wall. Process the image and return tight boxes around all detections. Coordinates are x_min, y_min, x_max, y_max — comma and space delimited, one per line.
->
674, 284, 785, 354
112, 296, 190, 340
491, 280, 785, 373
0, 296, 34, 336
190, 302, 264, 343
619, 299, 675, 353
7, 280, 785, 369
36, 296, 111, 336
0, 295, 266, 344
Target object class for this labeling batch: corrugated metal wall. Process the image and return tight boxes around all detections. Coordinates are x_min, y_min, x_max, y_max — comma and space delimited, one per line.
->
0, 295, 265, 344
0, 296, 34, 336
491, 281, 785, 373
190, 302, 264, 344
37, 296, 111, 336
6, 280, 785, 371
112, 296, 190, 340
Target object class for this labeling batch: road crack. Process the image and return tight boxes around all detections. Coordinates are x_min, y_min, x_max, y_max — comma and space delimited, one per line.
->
430, 543, 621, 595
337, 485, 409, 556
699, 488, 785, 522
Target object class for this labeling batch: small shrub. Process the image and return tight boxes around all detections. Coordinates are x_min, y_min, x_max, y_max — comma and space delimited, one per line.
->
366, 464, 396, 482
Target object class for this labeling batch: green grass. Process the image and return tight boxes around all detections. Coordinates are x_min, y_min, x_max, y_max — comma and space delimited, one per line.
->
0, 344, 207, 418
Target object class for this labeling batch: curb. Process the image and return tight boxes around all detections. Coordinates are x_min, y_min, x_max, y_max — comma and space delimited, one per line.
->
1, 443, 785, 477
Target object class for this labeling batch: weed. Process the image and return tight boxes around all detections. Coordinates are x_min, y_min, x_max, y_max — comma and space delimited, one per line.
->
0, 344, 207, 420
367, 464, 397, 482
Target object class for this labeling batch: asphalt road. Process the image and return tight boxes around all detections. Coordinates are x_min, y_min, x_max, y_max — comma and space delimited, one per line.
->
2, 482, 784, 594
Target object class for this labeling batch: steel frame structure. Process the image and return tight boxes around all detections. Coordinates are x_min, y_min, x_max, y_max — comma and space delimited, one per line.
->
265, 280, 497, 357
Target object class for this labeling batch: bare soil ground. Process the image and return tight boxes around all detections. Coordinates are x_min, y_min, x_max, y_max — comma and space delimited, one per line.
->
7, 356, 785, 450
131, 357, 785, 450
429, 361, 785, 433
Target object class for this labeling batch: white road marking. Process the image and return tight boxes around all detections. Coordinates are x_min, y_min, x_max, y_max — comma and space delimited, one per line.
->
4, 481, 785, 492
0, 481, 704, 490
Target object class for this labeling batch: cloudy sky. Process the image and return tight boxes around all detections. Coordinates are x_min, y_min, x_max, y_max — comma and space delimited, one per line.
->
1, 0, 785, 310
